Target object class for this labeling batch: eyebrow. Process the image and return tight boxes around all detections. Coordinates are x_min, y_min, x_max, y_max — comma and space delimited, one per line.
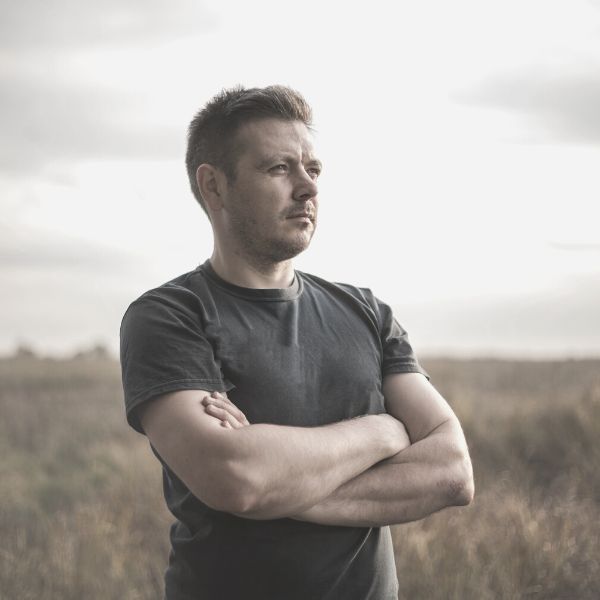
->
257, 154, 323, 170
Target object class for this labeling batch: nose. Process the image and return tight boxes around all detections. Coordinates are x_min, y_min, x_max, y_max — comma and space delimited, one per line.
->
293, 166, 318, 202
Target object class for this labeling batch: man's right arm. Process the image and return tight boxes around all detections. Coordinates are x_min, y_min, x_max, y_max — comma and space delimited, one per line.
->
139, 389, 406, 520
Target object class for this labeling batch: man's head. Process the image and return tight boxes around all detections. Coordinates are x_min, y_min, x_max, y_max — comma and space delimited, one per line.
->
186, 85, 313, 214
186, 85, 321, 267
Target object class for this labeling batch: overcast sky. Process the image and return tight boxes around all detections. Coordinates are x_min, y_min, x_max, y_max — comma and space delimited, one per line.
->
2, 0, 599, 358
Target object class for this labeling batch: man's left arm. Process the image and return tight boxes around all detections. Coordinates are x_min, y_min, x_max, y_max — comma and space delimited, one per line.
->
291, 372, 474, 527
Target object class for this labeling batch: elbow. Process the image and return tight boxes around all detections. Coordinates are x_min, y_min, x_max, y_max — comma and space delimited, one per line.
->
223, 479, 279, 520
449, 473, 475, 506
204, 487, 259, 516
192, 459, 265, 515
208, 471, 287, 521
447, 454, 475, 506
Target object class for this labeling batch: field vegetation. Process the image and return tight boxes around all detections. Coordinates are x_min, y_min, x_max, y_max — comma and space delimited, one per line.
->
1, 352, 599, 599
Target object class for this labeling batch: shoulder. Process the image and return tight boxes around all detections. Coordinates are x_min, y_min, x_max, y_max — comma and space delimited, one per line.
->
297, 271, 378, 306
298, 271, 388, 321
119, 266, 229, 433
121, 266, 213, 326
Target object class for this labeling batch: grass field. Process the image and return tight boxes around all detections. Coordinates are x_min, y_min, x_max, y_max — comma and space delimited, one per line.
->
1, 353, 599, 599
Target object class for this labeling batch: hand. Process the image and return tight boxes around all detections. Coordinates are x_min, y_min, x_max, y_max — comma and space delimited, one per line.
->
201, 391, 250, 429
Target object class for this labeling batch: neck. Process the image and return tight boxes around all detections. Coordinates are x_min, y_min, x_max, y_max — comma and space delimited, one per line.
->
210, 247, 296, 289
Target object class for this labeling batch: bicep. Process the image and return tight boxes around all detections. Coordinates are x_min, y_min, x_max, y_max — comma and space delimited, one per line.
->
383, 372, 457, 443
139, 390, 239, 508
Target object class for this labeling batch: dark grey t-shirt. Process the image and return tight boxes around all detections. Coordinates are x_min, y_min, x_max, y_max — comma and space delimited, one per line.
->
120, 260, 428, 600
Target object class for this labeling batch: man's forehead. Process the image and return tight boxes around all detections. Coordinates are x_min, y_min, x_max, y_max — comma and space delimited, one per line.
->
235, 118, 317, 159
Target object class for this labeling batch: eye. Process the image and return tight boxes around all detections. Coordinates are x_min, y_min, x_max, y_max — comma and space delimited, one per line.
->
307, 166, 321, 179
270, 164, 288, 173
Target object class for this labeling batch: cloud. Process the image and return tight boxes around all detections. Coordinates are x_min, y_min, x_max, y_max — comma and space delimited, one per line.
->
455, 66, 600, 144
0, 222, 147, 275
0, 0, 217, 50
0, 73, 182, 174
0, 1, 218, 175
548, 241, 600, 251
402, 274, 600, 357
0, 220, 188, 354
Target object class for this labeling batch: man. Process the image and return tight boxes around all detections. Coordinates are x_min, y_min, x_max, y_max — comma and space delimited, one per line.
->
120, 85, 474, 600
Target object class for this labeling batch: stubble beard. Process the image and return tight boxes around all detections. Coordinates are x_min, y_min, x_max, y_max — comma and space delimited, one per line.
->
229, 213, 316, 268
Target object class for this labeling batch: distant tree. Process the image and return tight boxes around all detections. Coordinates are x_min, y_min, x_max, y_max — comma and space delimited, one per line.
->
13, 343, 37, 359
73, 343, 110, 361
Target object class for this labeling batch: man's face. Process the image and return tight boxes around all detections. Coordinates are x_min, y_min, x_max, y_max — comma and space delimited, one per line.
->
219, 118, 321, 265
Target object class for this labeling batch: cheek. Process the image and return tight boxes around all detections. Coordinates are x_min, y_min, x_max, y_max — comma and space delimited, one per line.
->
237, 181, 289, 221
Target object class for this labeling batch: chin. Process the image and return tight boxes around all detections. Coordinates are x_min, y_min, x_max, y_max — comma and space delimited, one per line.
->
266, 233, 314, 262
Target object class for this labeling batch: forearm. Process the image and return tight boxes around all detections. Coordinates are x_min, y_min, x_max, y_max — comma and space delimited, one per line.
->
228, 414, 405, 519
292, 418, 474, 527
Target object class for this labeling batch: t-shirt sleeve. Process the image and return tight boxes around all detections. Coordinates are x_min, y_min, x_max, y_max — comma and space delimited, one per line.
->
120, 286, 233, 434
369, 293, 429, 380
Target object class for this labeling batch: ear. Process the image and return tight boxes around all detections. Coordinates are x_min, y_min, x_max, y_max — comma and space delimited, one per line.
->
196, 164, 227, 213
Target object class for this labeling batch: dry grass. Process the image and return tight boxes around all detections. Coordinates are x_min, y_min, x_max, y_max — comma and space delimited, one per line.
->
393, 358, 600, 600
1, 354, 599, 599
0, 354, 169, 600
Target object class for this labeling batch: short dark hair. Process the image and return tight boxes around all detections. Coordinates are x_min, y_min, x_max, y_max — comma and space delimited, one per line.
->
185, 85, 313, 214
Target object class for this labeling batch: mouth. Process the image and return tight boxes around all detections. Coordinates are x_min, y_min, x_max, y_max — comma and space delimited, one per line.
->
287, 212, 315, 222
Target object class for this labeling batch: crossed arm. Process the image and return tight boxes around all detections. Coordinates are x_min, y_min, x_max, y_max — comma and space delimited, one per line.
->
140, 373, 473, 526
291, 374, 473, 526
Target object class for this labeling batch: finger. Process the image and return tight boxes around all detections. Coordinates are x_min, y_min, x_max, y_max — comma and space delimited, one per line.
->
205, 405, 240, 429
204, 404, 244, 429
202, 391, 227, 405
201, 395, 233, 413
203, 396, 249, 425
219, 397, 250, 425
202, 394, 250, 426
